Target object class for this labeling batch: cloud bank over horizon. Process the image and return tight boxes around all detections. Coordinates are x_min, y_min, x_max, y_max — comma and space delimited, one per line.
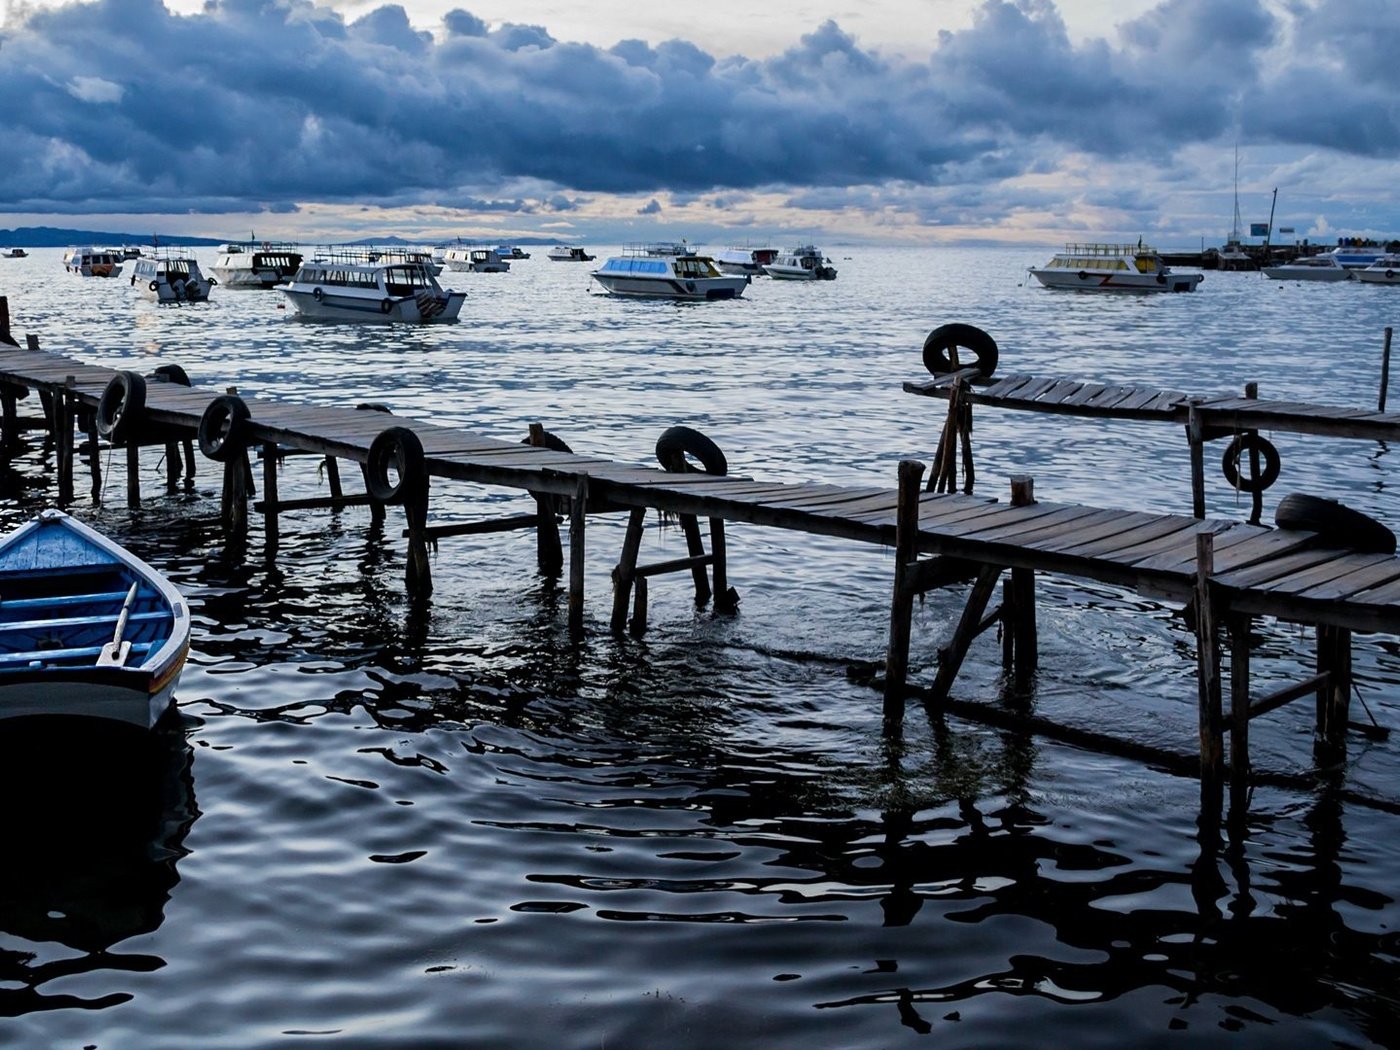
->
1, 0, 1397, 241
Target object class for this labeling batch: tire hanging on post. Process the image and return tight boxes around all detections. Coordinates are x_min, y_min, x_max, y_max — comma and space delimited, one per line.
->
96, 371, 147, 443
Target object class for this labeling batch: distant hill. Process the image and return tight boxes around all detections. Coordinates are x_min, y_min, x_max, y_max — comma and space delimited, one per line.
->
0, 226, 225, 248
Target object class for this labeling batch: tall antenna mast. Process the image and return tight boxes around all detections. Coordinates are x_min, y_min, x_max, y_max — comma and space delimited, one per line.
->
1230, 144, 1242, 243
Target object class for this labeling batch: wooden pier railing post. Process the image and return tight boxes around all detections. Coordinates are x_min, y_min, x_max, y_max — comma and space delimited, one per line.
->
1187, 399, 1206, 520
403, 479, 433, 599
58, 378, 76, 506
262, 442, 280, 551
1228, 612, 1252, 808
1315, 624, 1353, 764
568, 474, 588, 639
1380, 326, 1393, 412
526, 425, 563, 575
884, 459, 926, 730
1195, 530, 1224, 790
1007, 475, 1037, 691
611, 507, 647, 632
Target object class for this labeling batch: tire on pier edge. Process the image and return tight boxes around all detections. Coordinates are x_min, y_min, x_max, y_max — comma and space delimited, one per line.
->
148, 363, 192, 387
96, 370, 147, 443
366, 426, 426, 504
1275, 493, 1396, 554
520, 429, 573, 454
198, 394, 251, 461
655, 425, 727, 476
922, 323, 999, 379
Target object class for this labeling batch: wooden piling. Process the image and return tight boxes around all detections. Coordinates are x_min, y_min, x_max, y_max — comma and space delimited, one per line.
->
1315, 624, 1353, 763
611, 507, 647, 632
57, 380, 76, 505
1228, 612, 1252, 805
526, 424, 563, 575
0, 296, 18, 347
1005, 475, 1037, 691
125, 442, 140, 509
678, 512, 713, 606
1381, 326, 1394, 412
1194, 531, 1224, 789
884, 459, 926, 727
1187, 399, 1207, 520
568, 474, 588, 638
403, 478, 432, 598
262, 441, 280, 550
710, 516, 736, 613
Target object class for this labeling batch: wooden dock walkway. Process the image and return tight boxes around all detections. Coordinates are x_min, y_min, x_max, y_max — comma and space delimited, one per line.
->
4, 303, 1400, 807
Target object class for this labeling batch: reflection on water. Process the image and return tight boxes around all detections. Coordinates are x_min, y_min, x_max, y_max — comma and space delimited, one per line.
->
0, 719, 196, 1017
1, 248, 1399, 1045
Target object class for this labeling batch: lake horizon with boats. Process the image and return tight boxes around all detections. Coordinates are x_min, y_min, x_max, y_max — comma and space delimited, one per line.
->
2, 245, 1400, 1047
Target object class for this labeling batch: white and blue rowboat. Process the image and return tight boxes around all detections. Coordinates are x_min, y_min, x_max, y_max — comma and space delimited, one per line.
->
0, 510, 190, 728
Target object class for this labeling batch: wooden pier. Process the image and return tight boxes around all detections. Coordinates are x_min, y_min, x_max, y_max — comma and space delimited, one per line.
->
4, 300, 1399, 810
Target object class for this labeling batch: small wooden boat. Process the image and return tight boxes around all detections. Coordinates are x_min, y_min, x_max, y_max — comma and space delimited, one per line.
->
0, 510, 190, 728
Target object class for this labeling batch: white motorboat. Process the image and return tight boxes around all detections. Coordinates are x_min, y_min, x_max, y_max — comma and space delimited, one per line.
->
1028, 242, 1203, 292
1355, 254, 1400, 285
62, 246, 124, 278
495, 245, 531, 260
443, 247, 510, 273
212, 242, 304, 289
279, 248, 466, 323
130, 250, 215, 302
0, 509, 190, 729
590, 249, 750, 300
716, 246, 779, 277
1262, 254, 1354, 282
547, 245, 595, 263
762, 245, 837, 281
3, 248, 29, 259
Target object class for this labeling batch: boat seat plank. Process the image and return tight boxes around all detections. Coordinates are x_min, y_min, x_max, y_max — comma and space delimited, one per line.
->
0, 609, 166, 635
0, 641, 156, 667
0, 590, 131, 612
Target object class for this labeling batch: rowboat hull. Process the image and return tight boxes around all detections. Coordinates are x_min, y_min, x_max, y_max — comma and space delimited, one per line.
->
0, 510, 191, 729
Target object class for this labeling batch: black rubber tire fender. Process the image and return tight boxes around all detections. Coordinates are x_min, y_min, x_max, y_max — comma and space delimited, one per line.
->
96, 370, 147, 442
207, 276, 217, 286
1275, 493, 1396, 554
355, 402, 393, 414
312, 286, 324, 301
655, 425, 727, 475
198, 394, 250, 461
1220, 433, 1281, 493
922, 323, 999, 378
149, 280, 160, 292
366, 426, 426, 504
149, 363, 191, 387
380, 298, 393, 315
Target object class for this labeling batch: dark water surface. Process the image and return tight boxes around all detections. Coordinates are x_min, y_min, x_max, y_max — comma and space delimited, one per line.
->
2, 247, 1399, 1047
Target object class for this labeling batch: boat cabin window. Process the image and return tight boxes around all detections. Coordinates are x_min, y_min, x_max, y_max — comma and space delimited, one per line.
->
674, 258, 720, 278
384, 266, 433, 295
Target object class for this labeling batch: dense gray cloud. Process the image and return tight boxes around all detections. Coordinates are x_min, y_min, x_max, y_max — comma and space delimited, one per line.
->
0, 0, 1395, 221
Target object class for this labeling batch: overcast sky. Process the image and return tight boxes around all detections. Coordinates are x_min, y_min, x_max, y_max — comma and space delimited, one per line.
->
1, 0, 1396, 246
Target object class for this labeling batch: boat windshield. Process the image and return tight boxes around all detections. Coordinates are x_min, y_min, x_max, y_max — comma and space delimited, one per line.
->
385, 266, 434, 295
674, 257, 721, 278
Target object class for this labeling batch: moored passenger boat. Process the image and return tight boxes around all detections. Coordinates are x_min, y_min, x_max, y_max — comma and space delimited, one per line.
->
1029, 242, 1203, 292
590, 249, 749, 300
1261, 254, 1353, 282
62, 246, 124, 277
443, 247, 510, 273
279, 248, 466, 323
212, 242, 304, 289
3, 248, 29, 259
0, 509, 190, 729
716, 245, 779, 276
130, 250, 215, 302
763, 245, 837, 280
547, 245, 595, 262
1354, 254, 1400, 285
495, 245, 531, 260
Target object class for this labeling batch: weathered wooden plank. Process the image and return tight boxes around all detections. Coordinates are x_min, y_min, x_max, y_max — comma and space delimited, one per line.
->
1295, 558, 1400, 602
1214, 547, 1342, 589
1063, 382, 1109, 407
953, 504, 1108, 545
1263, 552, 1400, 597
981, 374, 1032, 398
1132, 522, 1273, 572
1032, 379, 1086, 404
1001, 377, 1061, 403
1056, 515, 1198, 560
937, 500, 1082, 541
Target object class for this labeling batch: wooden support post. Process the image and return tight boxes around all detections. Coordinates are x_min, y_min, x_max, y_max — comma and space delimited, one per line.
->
958, 396, 976, 495
0, 296, 17, 347
262, 441, 280, 550
165, 440, 180, 492
710, 516, 737, 613
1, 387, 17, 459
1315, 624, 1353, 762
1228, 612, 1252, 805
930, 380, 963, 494
630, 575, 648, 639
125, 442, 140, 509
611, 507, 647, 632
535, 493, 563, 576
568, 474, 588, 639
403, 479, 433, 598
1187, 399, 1207, 520
1381, 326, 1394, 412
181, 438, 196, 491
230, 450, 250, 534
1195, 531, 1224, 790
57, 381, 76, 505
884, 459, 926, 728
1006, 476, 1037, 691
678, 512, 713, 607
77, 409, 99, 503
324, 455, 343, 499
928, 565, 1003, 704
1243, 382, 1263, 525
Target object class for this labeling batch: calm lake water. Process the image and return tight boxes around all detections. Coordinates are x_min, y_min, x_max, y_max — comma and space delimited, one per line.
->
2, 246, 1399, 1048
